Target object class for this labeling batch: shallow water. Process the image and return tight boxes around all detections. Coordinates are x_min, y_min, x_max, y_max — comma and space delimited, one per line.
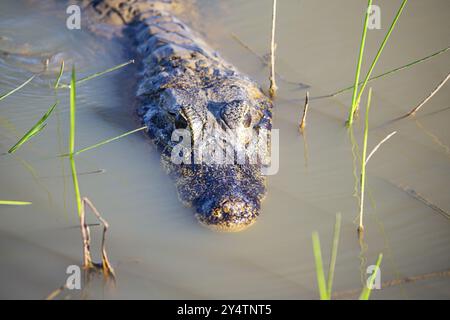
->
0, 0, 449, 299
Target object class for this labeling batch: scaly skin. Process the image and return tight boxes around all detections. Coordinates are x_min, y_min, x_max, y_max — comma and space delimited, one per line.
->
81, 0, 273, 231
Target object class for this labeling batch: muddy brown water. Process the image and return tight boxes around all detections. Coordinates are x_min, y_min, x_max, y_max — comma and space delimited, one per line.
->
0, 0, 449, 299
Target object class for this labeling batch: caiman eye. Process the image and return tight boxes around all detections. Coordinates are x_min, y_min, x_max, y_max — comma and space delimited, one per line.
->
175, 113, 188, 129
243, 112, 252, 128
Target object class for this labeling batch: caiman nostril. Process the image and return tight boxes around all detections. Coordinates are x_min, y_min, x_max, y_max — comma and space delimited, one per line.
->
195, 196, 259, 232
221, 199, 246, 217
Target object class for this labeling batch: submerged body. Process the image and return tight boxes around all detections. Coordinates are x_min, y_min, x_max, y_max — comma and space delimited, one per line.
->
81, 0, 273, 231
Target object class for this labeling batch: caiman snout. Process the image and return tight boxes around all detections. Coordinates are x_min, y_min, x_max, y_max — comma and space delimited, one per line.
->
195, 195, 259, 232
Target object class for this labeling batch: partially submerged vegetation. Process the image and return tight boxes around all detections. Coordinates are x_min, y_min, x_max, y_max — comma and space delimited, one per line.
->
347, 0, 409, 126
312, 213, 383, 300
311, 213, 341, 300
57, 59, 134, 89
67, 65, 116, 278
0, 74, 35, 205
0, 75, 35, 102
330, 46, 450, 97
268, 0, 278, 98
298, 91, 309, 133
8, 101, 58, 154
348, 0, 372, 127
0, 200, 32, 205
1, 59, 143, 283
405, 72, 450, 117
357, 88, 372, 236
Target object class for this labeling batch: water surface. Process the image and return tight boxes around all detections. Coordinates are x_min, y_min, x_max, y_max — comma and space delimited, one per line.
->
0, 0, 449, 299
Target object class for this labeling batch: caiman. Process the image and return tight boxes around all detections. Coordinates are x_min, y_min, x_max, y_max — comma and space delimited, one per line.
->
80, 0, 273, 232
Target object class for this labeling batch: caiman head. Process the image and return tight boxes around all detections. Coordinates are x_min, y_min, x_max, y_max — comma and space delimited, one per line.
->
156, 78, 273, 232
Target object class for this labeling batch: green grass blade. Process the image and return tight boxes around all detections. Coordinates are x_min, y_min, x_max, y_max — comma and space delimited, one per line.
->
0, 75, 35, 102
359, 253, 383, 300
354, 0, 408, 110
8, 101, 59, 153
69, 66, 82, 216
69, 66, 76, 155
312, 232, 329, 300
347, 0, 372, 126
70, 155, 82, 216
9, 124, 46, 153
332, 46, 450, 96
76, 59, 134, 85
26, 123, 47, 139
326, 213, 342, 297
0, 200, 32, 205
75, 126, 147, 155
58, 60, 134, 88
54, 60, 65, 89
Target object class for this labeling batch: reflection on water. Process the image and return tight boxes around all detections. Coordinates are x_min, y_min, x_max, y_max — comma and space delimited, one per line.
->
1, 0, 450, 299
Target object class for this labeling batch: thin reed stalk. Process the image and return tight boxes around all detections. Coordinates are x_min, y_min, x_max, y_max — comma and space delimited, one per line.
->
69, 66, 82, 216
351, 0, 409, 120
54, 60, 65, 89
269, 0, 278, 98
0, 75, 35, 102
59, 126, 148, 157
75, 126, 147, 155
58, 60, 134, 88
347, 0, 372, 125
0, 200, 32, 205
82, 197, 115, 277
69, 66, 76, 155
406, 72, 450, 117
358, 88, 372, 235
299, 91, 309, 133
365, 131, 397, 164
332, 46, 449, 97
